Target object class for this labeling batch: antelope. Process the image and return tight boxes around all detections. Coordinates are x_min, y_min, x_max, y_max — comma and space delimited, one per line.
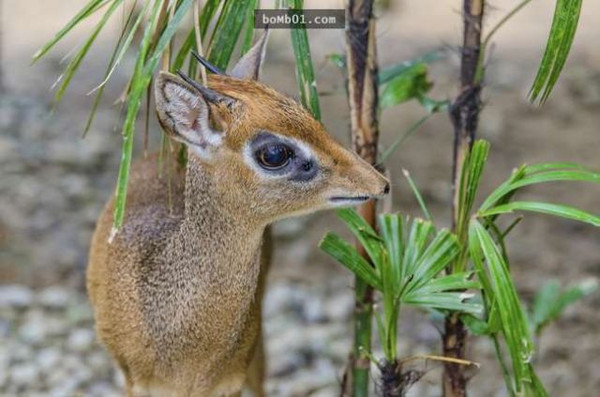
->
87, 32, 390, 396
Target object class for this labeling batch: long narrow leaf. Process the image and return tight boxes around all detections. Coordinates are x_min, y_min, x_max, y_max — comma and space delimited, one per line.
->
54, 0, 124, 102
287, 0, 321, 120
524, 162, 586, 173
417, 273, 480, 295
208, 0, 254, 70
529, 0, 583, 104
480, 169, 600, 212
470, 220, 534, 391
378, 214, 404, 286
319, 233, 382, 290
402, 169, 432, 221
481, 201, 600, 227
111, 0, 164, 235
402, 219, 434, 280
172, 0, 220, 72
408, 229, 460, 292
402, 292, 482, 315
32, 0, 110, 62
241, 0, 258, 54
335, 208, 383, 270
84, 0, 148, 135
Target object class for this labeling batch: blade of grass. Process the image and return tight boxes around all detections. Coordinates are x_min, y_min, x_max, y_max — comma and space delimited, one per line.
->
88, 0, 147, 95
379, 115, 429, 163
475, 0, 533, 84
172, 0, 220, 72
241, 0, 258, 54
287, 0, 321, 120
115, 0, 196, 232
111, 0, 165, 238
54, 0, 125, 103
84, 0, 147, 136
32, 0, 111, 62
402, 168, 433, 221
207, 0, 254, 70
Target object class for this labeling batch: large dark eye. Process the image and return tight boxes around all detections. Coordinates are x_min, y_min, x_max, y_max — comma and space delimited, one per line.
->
256, 144, 293, 170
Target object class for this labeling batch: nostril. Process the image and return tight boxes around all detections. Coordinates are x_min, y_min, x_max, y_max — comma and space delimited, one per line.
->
383, 183, 390, 195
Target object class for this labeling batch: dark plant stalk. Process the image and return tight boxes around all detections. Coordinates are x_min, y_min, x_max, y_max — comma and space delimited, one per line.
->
380, 361, 402, 397
345, 0, 379, 395
444, 0, 485, 396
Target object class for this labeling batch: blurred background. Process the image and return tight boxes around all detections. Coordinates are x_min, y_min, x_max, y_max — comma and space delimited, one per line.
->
1, 0, 599, 395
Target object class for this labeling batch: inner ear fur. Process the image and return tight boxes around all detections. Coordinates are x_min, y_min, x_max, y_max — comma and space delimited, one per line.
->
154, 72, 234, 158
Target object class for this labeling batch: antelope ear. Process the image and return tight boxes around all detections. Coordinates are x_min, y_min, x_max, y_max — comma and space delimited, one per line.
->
230, 29, 269, 80
154, 72, 234, 159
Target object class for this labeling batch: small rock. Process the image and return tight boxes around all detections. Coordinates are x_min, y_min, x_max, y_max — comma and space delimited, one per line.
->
10, 363, 39, 386
19, 311, 47, 346
263, 283, 294, 318
268, 351, 306, 377
114, 369, 126, 389
324, 292, 354, 321
87, 351, 112, 373
67, 328, 95, 352
0, 285, 33, 308
38, 286, 71, 309
48, 376, 80, 397
36, 347, 61, 373
8, 343, 33, 363
88, 381, 121, 397
46, 368, 69, 388
302, 295, 326, 323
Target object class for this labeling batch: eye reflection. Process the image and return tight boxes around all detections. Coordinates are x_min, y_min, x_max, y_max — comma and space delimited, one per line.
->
256, 144, 293, 170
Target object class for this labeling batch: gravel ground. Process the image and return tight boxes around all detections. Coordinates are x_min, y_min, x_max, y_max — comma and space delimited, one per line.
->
2, 2, 600, 396
0, 281, 357, 396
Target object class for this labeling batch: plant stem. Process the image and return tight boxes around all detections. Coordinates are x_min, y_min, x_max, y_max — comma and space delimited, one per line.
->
345, 0, 379, 395
380, 360, 402, 397
444, 0, 485, 396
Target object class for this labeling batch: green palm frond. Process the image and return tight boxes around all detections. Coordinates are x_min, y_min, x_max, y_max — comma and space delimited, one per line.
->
320, 209, 482, 361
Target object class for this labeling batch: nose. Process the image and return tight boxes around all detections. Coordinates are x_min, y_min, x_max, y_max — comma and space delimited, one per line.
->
383, 182, 390, 195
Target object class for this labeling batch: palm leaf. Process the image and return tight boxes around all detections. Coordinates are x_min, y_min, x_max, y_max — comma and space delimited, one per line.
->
480, 201, 600, 228
319, 232, 382, 290
529, 0, 583, 104
469, 220, 535, 392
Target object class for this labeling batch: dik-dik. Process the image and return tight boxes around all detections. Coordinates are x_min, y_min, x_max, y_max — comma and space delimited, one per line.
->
87, 33, 389, 396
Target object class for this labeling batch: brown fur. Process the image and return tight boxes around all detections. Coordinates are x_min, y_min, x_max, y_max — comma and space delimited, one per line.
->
88, 66, 388, 395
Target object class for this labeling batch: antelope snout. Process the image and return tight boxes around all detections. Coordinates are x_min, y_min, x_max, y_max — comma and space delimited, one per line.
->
327, 160, 390, 207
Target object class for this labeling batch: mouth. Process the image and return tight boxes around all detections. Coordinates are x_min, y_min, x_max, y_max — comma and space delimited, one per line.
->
328, 196, 371, 205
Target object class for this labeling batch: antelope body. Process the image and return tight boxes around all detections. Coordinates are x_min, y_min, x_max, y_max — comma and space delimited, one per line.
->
87, 34, 389, 396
